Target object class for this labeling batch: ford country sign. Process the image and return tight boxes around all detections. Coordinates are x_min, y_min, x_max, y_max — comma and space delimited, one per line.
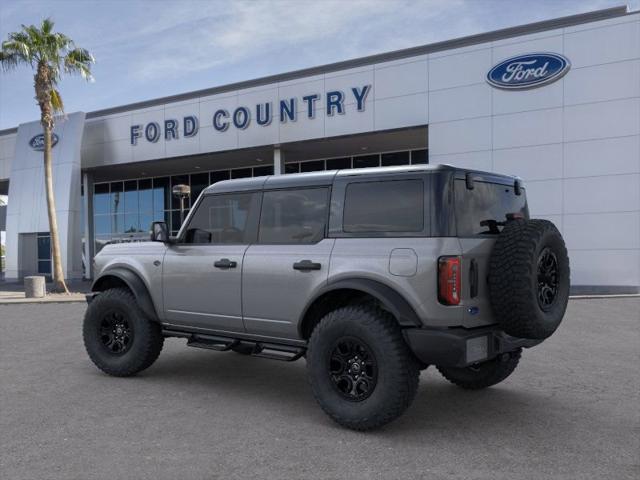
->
487, 53, 570, 90
29, 133, 59, 151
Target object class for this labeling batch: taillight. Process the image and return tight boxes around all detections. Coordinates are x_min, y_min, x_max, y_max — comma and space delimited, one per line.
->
438, 256, 461, 305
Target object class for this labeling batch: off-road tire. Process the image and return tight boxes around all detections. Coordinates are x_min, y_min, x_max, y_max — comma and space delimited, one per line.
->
489, 219, 570, 340
307, 305, 420, 431
437, 349, 521, 390
83, 288, 164, 377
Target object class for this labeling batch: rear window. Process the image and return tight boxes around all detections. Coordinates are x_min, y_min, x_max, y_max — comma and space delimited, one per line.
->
455, 180, 528, 236
343, 180, 424, 233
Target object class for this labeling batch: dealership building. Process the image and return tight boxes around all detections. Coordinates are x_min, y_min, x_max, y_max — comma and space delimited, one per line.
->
0, 5, 638, 293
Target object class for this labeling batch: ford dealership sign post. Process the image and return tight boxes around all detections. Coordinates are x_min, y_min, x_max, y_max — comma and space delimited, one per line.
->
487, 53, 570, 90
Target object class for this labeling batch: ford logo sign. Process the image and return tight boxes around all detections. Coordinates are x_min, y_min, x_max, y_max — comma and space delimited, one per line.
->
487, 53, 570, 90
29, 133, 59, 151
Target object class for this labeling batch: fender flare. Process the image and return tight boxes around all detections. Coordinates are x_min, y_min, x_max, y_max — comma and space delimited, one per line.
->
299, 278, 422, 332
91, 267, 159, 321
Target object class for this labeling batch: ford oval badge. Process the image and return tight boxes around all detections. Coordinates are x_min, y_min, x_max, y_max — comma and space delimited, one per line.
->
487, 53, 570, 90
29, 133, 59, 151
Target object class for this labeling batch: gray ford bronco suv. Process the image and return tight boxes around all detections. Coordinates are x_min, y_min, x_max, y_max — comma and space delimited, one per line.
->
84, 164, 570, 430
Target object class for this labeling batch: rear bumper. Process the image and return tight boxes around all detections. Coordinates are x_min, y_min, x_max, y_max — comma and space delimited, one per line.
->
403, 326, 542, 368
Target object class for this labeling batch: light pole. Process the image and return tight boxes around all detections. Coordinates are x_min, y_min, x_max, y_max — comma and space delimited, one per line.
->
172, 184, 191, 226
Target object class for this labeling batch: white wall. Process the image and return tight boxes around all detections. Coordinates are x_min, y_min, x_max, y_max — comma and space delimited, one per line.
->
5, 113, 85, 280
0, 133, 16, 181
428, 12, 640, 289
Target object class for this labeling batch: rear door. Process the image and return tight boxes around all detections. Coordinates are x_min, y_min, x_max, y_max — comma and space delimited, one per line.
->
242, 187, 333, 340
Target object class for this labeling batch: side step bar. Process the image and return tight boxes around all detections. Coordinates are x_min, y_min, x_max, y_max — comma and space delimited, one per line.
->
163, 329, 305, 362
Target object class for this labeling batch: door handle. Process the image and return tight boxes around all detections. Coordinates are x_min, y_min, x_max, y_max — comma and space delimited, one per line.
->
293, 260, 321, 271
214, 258, 237, 269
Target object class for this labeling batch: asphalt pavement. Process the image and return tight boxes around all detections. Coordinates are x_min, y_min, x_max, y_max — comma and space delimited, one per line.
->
1, 298, 638, 480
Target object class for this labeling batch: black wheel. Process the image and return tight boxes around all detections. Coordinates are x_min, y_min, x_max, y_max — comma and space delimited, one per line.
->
307, 304, 420, 431
83, 288, 164, 377
437, 349, 521, 390
489, 219, 570, 340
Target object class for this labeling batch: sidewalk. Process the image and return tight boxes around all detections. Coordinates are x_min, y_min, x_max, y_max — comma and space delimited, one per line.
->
0, 279, 90, 304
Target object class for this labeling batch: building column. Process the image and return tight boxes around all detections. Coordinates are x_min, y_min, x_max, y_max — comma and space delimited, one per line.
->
82, 171, 94, 280
273, 146, 285, 175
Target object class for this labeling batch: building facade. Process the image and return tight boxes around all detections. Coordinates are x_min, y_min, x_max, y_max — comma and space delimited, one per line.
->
0, 6, 638, 293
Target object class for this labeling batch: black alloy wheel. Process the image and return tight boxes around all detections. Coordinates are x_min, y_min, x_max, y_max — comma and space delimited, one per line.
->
329, 337, 378, 402
99, 309, 134, 355
537, 247, 559, 310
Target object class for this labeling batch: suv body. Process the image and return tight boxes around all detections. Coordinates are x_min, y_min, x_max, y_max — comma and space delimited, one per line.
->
86, 164, 568, 429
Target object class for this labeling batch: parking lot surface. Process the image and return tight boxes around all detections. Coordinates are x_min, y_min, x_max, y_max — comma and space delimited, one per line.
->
1, 298, 638, 480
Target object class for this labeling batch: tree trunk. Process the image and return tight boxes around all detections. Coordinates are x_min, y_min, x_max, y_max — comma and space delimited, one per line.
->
43, 122, 68, 293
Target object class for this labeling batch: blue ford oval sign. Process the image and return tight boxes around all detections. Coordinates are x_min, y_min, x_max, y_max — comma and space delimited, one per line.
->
29, 133, 59, 151
487, 53, 570, 90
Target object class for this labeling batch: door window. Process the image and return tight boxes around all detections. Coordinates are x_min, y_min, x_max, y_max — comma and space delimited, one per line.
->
183, 193, 259, 244
258, 188, 329, 244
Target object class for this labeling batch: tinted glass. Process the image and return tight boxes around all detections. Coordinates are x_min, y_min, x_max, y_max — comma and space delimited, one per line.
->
184, 193, 257, 244
138, 179, 153, 213
411, 149, 428, 164
94, 183, 110, 214
210, 170, 230, 184
37, 235, 50, 260
38, 260, 51, 274
285, 163, 300, 174
300, 160, 325, 173
253, 165, 273, 177
190, 173, 210, 202
153, 177, 170, 212
381, 151, 409, 166
231, 168, 252, 179
124, 180, 138, 213
343, 180, 424, 233
259, 188, 329, 244
353, 155, 380, 168
110, 182, 123, 216
454, 180, 528, 236
326, 157, 351, 170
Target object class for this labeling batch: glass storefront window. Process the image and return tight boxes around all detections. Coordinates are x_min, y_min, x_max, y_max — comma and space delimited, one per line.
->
190, 172, 209, 203
124, 180, 138, 213
381, 151, 410, 166
411, 149, 428, 164
94, 183, 110, 214
326, 157, 351, 170
210, 170, 230, 184
231, 168, 252, 179
300, 160, 325, 172
285, 163, 300, 173
138, 179, 153, 212
153, 177, 170, 214
353, 154, 380, 168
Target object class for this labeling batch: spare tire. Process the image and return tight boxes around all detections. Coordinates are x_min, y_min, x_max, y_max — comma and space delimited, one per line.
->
488, 219, 570, 340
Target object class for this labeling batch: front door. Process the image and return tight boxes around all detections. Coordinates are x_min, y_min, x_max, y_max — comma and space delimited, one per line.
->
162, 191, 260, 333
242, 187, 332, 340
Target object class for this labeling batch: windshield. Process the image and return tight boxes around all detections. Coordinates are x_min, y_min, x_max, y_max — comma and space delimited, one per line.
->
454, 179, 528, 236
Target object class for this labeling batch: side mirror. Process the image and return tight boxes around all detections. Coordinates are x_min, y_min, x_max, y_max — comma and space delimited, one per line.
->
150, 221, 169, 242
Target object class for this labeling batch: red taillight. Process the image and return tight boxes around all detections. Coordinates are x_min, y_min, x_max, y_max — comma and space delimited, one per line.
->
438, 256, 461, 305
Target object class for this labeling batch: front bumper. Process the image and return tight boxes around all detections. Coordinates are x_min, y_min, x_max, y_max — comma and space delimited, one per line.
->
403, 325, 542, 368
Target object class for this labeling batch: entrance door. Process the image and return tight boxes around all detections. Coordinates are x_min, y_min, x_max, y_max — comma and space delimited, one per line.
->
242, 187, 333, 340
162, 191, 260, 333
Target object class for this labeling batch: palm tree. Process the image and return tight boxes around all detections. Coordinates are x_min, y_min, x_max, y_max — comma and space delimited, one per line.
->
0, 18, 94, 293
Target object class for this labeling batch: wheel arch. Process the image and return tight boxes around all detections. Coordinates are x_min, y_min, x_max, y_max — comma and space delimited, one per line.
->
298, 278, 422, 339
92, 267, 159, 321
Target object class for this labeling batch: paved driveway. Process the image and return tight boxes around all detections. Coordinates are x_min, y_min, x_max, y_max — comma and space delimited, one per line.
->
1, 298, 638, 480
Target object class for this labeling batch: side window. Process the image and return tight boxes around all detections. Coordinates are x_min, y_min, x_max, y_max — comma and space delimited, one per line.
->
259, 188, 329, 244
343, 179, 424, 233
183, 193, 258, 244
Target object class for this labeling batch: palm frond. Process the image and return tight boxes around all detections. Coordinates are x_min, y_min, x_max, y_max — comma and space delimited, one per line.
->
64, 47, 94, 81
50, 88, 64, 113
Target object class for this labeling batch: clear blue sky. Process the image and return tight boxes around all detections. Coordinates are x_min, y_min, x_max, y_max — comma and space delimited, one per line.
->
0, 0, 634, 130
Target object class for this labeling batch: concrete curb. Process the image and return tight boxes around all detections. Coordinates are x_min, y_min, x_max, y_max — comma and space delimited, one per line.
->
0, 295, 86, 305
